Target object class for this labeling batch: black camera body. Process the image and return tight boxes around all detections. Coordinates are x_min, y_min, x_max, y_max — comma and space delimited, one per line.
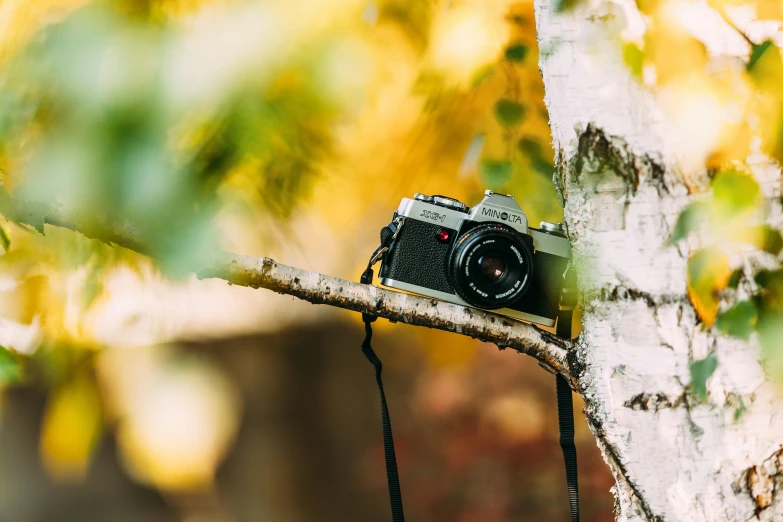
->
378, 191, 571, 326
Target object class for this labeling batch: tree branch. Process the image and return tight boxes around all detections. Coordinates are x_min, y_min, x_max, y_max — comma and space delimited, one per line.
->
0, 185, 574, 384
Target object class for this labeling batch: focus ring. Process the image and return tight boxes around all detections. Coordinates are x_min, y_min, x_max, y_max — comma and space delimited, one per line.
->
447, 223, 533, 310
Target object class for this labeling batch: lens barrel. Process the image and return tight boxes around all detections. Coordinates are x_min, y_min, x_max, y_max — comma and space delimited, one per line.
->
447, 223, 533, 310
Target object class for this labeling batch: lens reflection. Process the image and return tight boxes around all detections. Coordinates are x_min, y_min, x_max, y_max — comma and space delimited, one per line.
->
478, 254, 505, 282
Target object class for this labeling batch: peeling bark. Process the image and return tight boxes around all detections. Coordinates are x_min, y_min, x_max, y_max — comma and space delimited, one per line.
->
535, 0, 783, 520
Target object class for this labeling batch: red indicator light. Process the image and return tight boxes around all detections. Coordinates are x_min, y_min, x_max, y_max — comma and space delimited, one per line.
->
438, 229, 450, 242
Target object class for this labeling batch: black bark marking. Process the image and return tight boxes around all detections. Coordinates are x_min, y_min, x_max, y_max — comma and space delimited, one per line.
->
573, 124, 670, 197
624, 392, 685, 411
588, 285, 685, 310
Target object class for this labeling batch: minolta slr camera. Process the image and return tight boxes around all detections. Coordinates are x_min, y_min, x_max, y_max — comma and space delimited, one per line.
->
378, 191, 571, 326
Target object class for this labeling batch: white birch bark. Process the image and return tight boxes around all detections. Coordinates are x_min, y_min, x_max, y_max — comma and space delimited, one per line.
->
534, 1, 783, 520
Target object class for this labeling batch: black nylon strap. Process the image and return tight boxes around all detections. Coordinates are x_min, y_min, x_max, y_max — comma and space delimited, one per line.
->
360, 236, 405, 522
555, 308, 579, 522
361, 317, 405, 522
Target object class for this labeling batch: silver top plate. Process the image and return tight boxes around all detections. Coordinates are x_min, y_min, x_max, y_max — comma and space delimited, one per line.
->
397, 193, 571, 259
396, 197, 468, 230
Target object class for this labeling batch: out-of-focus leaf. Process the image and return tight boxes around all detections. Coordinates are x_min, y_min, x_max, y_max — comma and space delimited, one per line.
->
644, 22, 707, 84
40, 373, 103, 482
716, 300, 758, 340
747, 40, 783, 104
668, 201, 709, 244
0, 189, 47, 234
711, 167, 760, 216
726, 393, 746, 422
687, 247, 730, 326
756, 225, 783, 255
517, 137, 554, 177
757, 309, 783, 379
504, 44, 528, 62
555, 0, 579, 12
734, 400, 747, 421
690, 353, 718, 402
622, 42, 644, 79
18, 275, 50, 325
755, 269, 783, 310
727, 269, 742, 290
748, 41, 774, 72
0, 223, 9, 251
517, 137, 542, 158
0, 346, 23, 385
481, 160, 513, 189
494, 99, 525, 127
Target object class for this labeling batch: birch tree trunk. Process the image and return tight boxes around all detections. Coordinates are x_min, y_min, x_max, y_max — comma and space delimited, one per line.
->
534, 1, 783, 520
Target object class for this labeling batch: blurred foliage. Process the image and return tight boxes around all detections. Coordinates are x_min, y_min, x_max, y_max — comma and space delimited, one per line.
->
0, 0, 563, 499
39, 370, 103, 481
0, 345, 23, 384
690, 352, 718, 403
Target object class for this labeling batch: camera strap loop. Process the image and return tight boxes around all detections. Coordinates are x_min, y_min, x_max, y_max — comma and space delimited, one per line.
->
359, 216, 406, 522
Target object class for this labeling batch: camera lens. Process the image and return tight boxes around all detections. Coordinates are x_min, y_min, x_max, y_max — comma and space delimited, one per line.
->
478, 254, 505, 282
448, 224, 533, 310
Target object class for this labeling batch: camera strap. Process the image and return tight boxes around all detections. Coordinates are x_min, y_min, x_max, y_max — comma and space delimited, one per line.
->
359, 218, 578, 522
360, 217, 406, 522
557, 265, 579, 522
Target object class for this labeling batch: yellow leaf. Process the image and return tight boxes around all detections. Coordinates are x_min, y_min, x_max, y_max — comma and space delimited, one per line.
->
39, 373, 103, 482
17, 275, 50, 325
752, 0, 783, 20
687, 248, 730, 326
644, 17, 707, 85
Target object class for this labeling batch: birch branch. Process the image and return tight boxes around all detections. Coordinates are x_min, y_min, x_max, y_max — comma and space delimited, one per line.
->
0, 186, 574, 383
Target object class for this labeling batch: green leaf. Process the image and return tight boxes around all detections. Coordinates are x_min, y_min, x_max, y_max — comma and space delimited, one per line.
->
748, 40, 774, 72
517, 137, 542, 158
504, 44, 528, 62
725, 393, 747, 422
727, 269, 742, 289
494, 99, 525, 127
716, 300, 758, 340
712, 168, 760, 216
0, 346, 23, 385
0, 223, 9, 251
668, 201, 709, 244
757, 309, 783, 379
733, 397, 747, 422
531, 157, 554, 177
622, 42, 644, 79
755, 269, 783, 310
555, 0, 579, 12
480, 160, 513, 189
759, 226, 783, 255
690, 353, 718, 403
517, 137, 554, 177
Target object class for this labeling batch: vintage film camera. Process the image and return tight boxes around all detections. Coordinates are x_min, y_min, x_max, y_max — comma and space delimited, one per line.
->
377, 190, 571, 326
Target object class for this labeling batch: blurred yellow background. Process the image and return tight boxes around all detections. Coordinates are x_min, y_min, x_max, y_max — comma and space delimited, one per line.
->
18, 0, 783, 519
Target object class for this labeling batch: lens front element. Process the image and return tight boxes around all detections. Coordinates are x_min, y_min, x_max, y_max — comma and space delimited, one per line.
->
448, 224, 533, 310
478, 254, 505, 282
